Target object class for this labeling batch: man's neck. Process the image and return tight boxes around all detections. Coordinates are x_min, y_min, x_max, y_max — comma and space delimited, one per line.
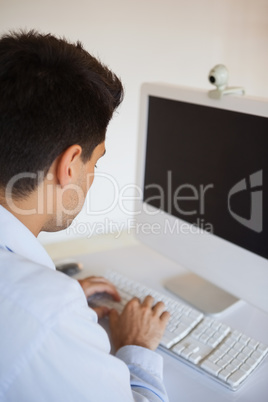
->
0, 192, 46, 237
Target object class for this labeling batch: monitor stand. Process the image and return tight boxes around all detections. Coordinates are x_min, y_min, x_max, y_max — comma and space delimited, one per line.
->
165, 273, 240, 316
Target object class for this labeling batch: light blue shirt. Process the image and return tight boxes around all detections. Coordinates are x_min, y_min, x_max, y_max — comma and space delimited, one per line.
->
0, 206, 169, 401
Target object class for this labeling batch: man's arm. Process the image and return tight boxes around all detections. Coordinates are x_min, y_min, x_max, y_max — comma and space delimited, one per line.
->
117, 345, 168, 402
110, 296, 170, 401
79, 277, 170, 401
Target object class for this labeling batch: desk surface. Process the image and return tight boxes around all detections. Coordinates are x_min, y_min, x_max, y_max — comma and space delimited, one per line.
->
44, 233, 268, 402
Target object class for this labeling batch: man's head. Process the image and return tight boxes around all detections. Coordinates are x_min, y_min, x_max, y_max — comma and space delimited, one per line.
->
0, 30, 123, 232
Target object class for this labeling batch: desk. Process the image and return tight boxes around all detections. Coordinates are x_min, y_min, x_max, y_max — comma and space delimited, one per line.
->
44, 233, 268, 402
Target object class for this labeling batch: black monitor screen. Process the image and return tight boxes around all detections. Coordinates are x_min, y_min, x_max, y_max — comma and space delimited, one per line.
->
143, 96, 268, 259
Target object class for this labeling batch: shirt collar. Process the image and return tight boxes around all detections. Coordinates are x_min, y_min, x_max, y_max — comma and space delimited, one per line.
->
0, 205, 55, 270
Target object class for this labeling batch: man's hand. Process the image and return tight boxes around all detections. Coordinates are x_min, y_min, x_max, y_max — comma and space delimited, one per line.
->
109, 295, 170, 351
78, 276, 121, 318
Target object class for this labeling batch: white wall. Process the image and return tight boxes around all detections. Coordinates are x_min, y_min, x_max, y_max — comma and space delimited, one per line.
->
1, 0, 267, 244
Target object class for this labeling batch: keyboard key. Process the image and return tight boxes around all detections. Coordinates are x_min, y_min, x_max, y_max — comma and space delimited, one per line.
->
218, 345, 230, 355
208, 349, 225, 361
245, 357, 258, 370
225, 337, 236, 348
251, 350, 264, 363
225, 362, 238, 374
200, 333, 210, 343
161, 332, 178, 348
207, 333, 224, 348
180, 315, 195, 327
189, 310, 202, 320
218, 368, 231, 381
217, 355, 231, 368
181, 345, 200, 359
231, 330, 242, 340
240, 362, 253, 374
233, 342, 244, 352
228, 348, 239, 358
242, 346, 253, 356
201, 360, 221, 375
248, 339, 259, 349
173, 323, 192, 338
172, 342, 186, 355
188, 351, 204, 364
236, 351, 248, 362
227, 369, 248, 387
257, 343, 268, 354
240, 335, 250, 344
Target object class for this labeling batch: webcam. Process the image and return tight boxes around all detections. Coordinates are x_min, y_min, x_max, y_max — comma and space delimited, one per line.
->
208, 65, 229, 91
208, 64, 245, 99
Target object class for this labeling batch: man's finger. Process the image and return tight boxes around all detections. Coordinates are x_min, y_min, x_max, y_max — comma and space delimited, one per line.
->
160, 310, 171, 323
92, 306, 110, 319
78, 279, 121, 301
109, 308, 119, 329
152, 301, 166, 315
86, 276, 113, 284
86, 282, 120, 300
142, 295, 154, 308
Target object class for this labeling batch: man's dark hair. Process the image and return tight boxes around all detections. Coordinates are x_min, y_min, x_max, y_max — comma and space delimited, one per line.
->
0, 30, 123, 197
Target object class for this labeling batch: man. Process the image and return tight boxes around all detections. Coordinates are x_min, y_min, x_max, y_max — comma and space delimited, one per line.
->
0, 30, 170, 401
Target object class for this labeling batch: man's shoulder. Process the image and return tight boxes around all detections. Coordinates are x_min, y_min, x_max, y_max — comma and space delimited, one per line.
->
0, 248, 109, 400
0, 248, 87, 324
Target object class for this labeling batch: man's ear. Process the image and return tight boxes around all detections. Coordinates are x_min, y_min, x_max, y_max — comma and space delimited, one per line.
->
56, 145, 82, 188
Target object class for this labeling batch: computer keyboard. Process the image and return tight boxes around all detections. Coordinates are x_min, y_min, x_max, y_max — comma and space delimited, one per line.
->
88, 271, 268, 391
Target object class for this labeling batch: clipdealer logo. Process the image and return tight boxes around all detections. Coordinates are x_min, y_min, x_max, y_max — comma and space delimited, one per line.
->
228, 170, 263, 233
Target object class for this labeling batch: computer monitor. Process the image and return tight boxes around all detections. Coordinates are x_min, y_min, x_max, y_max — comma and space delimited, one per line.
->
135, 83, 268, 315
